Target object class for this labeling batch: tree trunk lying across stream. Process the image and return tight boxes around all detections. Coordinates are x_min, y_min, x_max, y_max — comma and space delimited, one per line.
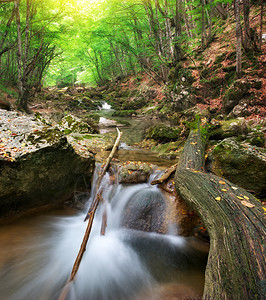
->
174, 121, 265, 299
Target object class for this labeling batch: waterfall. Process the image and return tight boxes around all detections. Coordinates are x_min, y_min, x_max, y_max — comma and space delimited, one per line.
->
0, 164, 206, 300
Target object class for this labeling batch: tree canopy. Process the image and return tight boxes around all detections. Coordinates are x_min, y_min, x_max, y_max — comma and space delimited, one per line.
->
0, 0, 263, 110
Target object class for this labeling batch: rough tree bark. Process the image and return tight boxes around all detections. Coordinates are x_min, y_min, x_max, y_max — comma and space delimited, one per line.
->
174, 122, 265, 299
14, 0, 24, 109
234, 0, 242, 78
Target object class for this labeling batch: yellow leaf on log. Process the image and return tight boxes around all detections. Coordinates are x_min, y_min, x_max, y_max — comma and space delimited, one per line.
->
241, 201, 255, 208
219, 180, 226, 184
237, 196, 244, 200
215, 196, 221, 201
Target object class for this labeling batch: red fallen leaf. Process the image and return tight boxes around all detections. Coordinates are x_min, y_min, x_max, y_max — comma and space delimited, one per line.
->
11, 133, 17, 136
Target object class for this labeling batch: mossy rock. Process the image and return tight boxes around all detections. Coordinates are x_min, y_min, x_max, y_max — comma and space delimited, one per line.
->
209, 119, 250, 140
122, 96, 146, 110
118, 161, 153, 183
206, 138, 266, 199
59, 115, 95, 134
0, 110, 95, 217
146, 125, 181, 143
223, 79, 251, 113
27, 127, 64, 145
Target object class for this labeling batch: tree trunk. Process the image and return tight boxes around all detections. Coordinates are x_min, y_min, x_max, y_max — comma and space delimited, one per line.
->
242, 0, 251, 51
234, 0, 242, 78
201, 0, 207, 49
14, 0, 23, 108
259, 0, 263, 50
174, 123, 265, 299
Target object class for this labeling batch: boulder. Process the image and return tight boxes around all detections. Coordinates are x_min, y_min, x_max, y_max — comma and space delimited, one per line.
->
209, 118, 249, 140
118, 161, 153, 183
206, 137, 266, 199
146, 125, 181, 143
121, 188, 166, 233
170, 89, 197, 112
0, 109, 95, 217
228, 101, 251, 118
223, 79, 251, 113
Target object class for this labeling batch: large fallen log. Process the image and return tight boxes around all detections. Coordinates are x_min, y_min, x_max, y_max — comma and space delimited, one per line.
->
174, 123, 265, 299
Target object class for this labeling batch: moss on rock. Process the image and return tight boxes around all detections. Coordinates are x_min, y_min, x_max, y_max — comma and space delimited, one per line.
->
206, 138, 266, 199
118, 161, 153, 183
146, 125, 181, 143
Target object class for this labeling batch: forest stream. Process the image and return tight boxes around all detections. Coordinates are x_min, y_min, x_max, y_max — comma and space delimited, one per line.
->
0, 104, 208, 300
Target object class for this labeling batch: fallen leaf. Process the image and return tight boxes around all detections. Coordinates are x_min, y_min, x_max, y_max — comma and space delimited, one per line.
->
232, 187, 238, 190
241, 201, 255, 208
221, 189, 227, 192
190, 142, 197, 145
237, 196, 244, 200
219, 180, 226, 184
215, 196, 221, 201
243, 196, 249, 200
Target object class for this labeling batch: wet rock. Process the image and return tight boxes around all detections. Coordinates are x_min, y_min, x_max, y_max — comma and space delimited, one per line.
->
121, 188, 166, 233
206, 137, 266, 199
0, 109, 95, 217
160, 177, 208, 239
118, 161, 153, 183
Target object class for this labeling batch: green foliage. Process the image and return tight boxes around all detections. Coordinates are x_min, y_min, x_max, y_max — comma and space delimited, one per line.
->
0, 0, 238, 89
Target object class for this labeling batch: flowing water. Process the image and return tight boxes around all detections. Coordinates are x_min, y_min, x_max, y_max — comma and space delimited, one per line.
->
0, 164, 207, 300
0, 104, 207, 300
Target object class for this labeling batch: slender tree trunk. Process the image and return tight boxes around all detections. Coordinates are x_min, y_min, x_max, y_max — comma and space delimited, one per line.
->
109, 39, 124, 76
259, 0, 263, 50
215, 3, 227, 20
201, 0, 207, 49
242, 0, 251, 51
14, 0, 24, 110
207, 0, 213, 45
234, 0, 242, 78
